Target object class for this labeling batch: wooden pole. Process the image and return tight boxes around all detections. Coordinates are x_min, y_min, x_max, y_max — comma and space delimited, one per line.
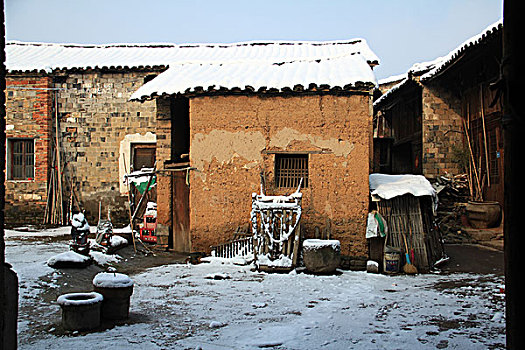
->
54, 92, 64, 225
462, 116, 483, 201
43, 150, 55, 224
122, 155, 137, 253
480, 85, 491, 186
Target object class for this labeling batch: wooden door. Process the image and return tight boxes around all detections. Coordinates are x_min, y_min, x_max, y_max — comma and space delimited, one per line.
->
172, 171, 190, 252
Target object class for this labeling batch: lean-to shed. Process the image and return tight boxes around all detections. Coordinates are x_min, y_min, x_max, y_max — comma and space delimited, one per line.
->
369, 174, 446, 272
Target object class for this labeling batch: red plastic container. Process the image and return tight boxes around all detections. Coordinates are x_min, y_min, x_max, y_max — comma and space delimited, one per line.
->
140, 228, 157, 243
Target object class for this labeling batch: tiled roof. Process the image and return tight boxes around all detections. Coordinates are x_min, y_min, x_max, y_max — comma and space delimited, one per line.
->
6, 39, 379, 73
421, 20, 502, 81
130, 53, 377, 100
374, 19, 502, 108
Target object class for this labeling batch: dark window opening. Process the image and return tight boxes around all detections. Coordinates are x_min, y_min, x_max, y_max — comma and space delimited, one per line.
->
144, 74, 158, 84
275, 154, 309, 188
170, 97, 190, 163
132, 143, 156, 171
8, 139, 35, 180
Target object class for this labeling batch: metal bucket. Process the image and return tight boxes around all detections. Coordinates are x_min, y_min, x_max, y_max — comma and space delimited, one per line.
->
383, 246, 401, 274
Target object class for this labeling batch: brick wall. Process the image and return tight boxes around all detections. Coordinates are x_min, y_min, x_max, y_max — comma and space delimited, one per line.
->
179, 93, 372, 257
4, 76, 53, 226
421, 85, 463, 178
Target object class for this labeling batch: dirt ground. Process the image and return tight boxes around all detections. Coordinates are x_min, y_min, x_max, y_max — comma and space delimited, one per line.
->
8, 232, 505, 347
440, 244, 504, 276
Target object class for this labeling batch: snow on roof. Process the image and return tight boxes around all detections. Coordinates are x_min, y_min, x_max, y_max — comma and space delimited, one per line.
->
6, 39, 379, 73
374, 57, 444, 107
373, 77, 409, 107
374, 20, 502, 107
421, 19, 502, 81
130, 53, 377, 100
369, 173, 436, 200
377, 73, 406, 86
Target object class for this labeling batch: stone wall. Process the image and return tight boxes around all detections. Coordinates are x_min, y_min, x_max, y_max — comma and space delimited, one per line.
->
5, 70, 160, 226
4, 76, 53, 226
421, 84, 463, 178
184, 93, 372, 257
55, 70, 159, 224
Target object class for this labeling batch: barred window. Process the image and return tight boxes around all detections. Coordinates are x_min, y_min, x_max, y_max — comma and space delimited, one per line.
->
275, 154, 309, 188
8, 139, 35, 180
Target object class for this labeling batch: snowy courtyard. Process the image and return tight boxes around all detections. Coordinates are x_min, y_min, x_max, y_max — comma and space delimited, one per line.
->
5, 227, 505, 349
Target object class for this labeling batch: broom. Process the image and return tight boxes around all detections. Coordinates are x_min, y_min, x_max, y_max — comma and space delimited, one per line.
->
402, 233, 418, 274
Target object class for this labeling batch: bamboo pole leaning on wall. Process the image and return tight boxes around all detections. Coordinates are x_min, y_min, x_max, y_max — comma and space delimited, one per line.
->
480, 85, 490, 186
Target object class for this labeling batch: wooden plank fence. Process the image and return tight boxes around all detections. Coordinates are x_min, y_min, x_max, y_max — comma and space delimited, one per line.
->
211, 237, 253, 259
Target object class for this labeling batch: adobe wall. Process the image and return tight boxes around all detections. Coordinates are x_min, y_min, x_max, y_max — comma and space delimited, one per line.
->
4, 76, 53, 226
55, 71, 159, 225
421, 85, 463, 178
187, 94, 372, 258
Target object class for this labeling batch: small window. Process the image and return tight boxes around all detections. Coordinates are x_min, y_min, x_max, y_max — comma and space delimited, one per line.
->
8, 139, 35, 180
132, 143, 156, 171
275, 154, 309, 188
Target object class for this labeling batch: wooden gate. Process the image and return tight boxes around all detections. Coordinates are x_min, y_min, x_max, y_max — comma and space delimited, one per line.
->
251, 192, 302, 272
172, 171, 190, 252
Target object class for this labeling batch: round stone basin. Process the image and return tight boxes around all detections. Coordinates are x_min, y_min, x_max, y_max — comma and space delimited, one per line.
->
93, 272, 134, 320
57, 292, 103, 331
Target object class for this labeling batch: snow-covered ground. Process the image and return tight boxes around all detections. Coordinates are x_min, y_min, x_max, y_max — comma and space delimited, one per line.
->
5, 226, 506, 349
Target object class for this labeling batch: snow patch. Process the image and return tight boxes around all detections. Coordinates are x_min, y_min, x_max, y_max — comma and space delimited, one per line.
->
47, 251, 91, 267
57, 292, 103, 307
302, 239, 340, 251
93, 272, 134, 289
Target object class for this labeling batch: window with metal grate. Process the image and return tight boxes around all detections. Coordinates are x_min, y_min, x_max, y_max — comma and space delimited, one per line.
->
275, 154, 308, 188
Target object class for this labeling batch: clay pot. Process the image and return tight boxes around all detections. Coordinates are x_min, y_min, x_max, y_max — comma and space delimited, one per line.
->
466, 201, 502, 229
57, 292, 103, 331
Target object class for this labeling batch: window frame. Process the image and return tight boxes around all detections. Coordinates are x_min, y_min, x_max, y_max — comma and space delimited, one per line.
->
274, 153, 309, 189
7, 138, 35, 181
131, 142, 156, 172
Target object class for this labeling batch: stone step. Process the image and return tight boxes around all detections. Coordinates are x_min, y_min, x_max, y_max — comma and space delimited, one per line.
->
462, 227, 502, 242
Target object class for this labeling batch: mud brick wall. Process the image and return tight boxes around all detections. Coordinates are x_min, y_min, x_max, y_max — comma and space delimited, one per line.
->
4, 76, 53, 226
186, 93, 372, 257
421, 85, 463, 178
55, 71, 158, 225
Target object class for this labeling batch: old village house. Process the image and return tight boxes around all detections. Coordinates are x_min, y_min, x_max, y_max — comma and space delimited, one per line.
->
372, 21, 504, 252
373, 20, 503, 206
130, 39, 380, 265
